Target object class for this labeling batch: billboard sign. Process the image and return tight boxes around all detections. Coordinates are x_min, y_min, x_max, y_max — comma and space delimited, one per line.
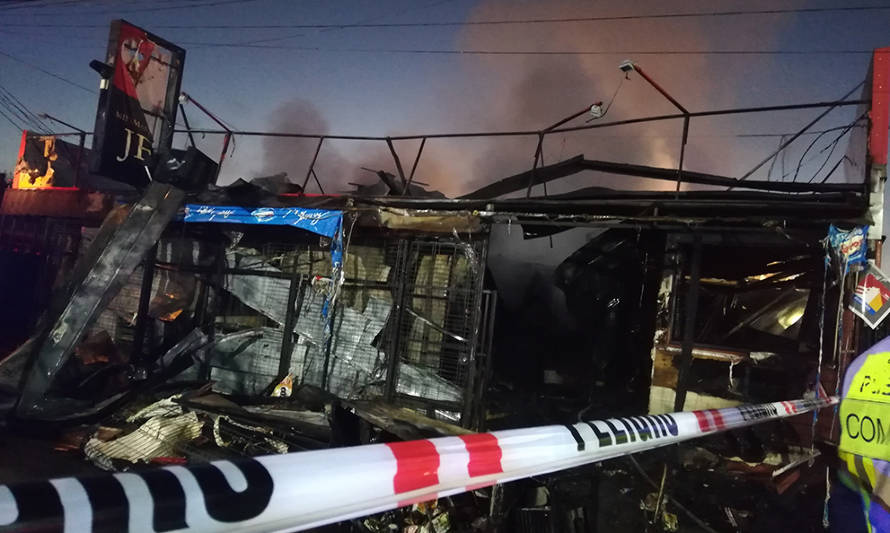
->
91, 20, 185, 187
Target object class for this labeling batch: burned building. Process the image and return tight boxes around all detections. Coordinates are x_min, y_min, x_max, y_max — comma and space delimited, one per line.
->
0, 20, 887, 532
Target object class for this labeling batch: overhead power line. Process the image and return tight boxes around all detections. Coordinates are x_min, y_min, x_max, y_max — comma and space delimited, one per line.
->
182, 44, 876, 56
0, 0, 266, 15
0, 49, 96, 94
0, 106, 25, 131
0, 84, 52, 133
0, 0, 99, 12
0, 27, 874, 56
6, 4, 888, 27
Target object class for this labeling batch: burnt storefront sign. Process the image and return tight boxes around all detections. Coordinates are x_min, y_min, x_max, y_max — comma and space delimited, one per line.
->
91, 20, 185, 187
13, 131, 86, 189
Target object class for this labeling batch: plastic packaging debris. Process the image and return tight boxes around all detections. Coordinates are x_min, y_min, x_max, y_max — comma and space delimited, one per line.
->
211, 415, 289, 455
126, 394, 184, 422
662, 511, 679, 532
84, 412, 202, 470
272, 373, 294, 397
850, 262, 890, 329
84, 394, 202, 470
827, 224, 868, 274
641, 493, 679, 532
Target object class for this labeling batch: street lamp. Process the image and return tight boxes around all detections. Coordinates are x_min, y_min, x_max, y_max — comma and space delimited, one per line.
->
620, 60, 690, 191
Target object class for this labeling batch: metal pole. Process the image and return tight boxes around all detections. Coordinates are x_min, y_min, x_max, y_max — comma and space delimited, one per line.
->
544, 104, 599, 131
302, 137, 324, 191
217, 132, 232, 183
629, 64, 689, 114
384, 240, 410, 402
180, 92, 234, 184
310, 168, 325, 195
402, 137, 426, 196
74, 132, 85, 188
624, 63, 691, 194
385, 137, 408, 190
320, 305, 336, 391
131, 243, 158, 370
278, 266, 305, 384
675, 115, 689, 194
674, 233, 702, 412
525, 133, 545, 197
38, 113, 86, 134
179, 103, 197, 148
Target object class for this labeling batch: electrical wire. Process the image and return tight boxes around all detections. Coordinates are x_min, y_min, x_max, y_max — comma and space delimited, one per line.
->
0, 105, 25, 131
0, 0, 185, 10
0, 0, 267, 15
0, 28, 874, 56
776, 123, 860, 184
1, 92, 49, 133
808, 136, 844, 184
791, 114, 866, 182
0, 84, 53, 133
0, 96, 31, 130
805, 120, 865, 184
0, 49, 96, 94
0, 92, 42, 133
175, 44, 880, 56
819, 156, 853, 184
585, 76, 624, 123
0, 0, 86, 11
9, 5, 888, 27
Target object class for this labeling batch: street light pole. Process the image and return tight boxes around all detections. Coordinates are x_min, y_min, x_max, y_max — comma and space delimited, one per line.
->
620, 60, 690, 193
179, 92, 233, 185
526, 102, 604, 197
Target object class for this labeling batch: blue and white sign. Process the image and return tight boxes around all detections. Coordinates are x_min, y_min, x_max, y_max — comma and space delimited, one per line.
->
183, 204, 343, 240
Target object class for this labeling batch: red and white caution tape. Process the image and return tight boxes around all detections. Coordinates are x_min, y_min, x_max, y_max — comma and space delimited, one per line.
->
0, 397, 835, 532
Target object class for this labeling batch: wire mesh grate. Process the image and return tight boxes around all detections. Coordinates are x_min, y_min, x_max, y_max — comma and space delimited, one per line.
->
81, 223, 489, 429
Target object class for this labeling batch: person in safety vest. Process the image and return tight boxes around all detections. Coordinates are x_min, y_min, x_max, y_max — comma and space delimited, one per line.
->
837, 336, 890, 531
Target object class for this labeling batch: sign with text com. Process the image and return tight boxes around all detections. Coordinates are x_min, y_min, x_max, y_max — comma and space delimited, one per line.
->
840, 351, 890, 459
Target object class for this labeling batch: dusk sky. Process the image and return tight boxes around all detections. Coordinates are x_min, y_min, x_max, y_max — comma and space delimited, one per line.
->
1, 0, 889, 196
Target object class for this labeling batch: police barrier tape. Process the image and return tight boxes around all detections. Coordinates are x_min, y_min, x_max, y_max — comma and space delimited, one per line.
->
0, 397, 835, 532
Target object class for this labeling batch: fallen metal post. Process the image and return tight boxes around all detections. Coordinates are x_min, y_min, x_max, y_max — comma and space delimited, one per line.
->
16, 182, 185, 420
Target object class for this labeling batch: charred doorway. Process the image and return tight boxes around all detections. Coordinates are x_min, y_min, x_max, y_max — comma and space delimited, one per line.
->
486, 227, 664, 427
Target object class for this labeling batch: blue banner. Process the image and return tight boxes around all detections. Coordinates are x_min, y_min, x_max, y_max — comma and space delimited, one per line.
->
183, 204, 345, 318
183, 204, 343, 240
